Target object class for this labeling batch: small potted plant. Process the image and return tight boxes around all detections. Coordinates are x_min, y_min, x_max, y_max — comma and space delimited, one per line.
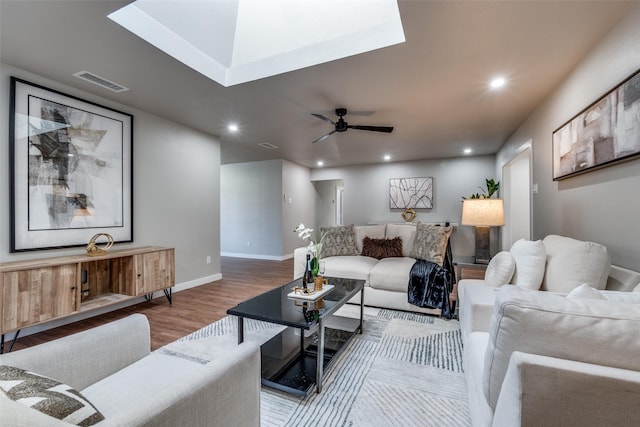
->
462, 178, 500, 200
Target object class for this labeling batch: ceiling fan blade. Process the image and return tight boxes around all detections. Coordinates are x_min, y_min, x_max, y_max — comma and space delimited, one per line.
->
311, 113, 335, 125
312, 130, 336, 144
349, 125, 394, 133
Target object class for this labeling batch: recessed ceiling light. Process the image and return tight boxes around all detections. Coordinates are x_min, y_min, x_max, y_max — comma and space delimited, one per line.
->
464, 148, 472, 155
317, 161, 324, 167
228, 124, 239, 132
490, 77, 506, 89
383, 154, 391, 161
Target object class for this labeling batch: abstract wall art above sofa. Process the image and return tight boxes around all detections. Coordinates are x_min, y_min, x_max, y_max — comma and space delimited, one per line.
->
389, 176, 433, 209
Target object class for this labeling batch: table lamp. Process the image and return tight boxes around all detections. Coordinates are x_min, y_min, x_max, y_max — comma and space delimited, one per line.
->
461, 198, 505, 264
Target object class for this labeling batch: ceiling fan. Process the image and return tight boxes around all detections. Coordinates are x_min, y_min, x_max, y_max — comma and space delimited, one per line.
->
311, 108, 394, 144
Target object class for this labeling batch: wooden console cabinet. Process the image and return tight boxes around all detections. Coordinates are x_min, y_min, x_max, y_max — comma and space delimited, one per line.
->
0, 247, 174, 336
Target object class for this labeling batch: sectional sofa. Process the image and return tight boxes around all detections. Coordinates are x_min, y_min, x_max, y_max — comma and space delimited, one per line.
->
293, 222, 454, 315
458, 235, 640, 426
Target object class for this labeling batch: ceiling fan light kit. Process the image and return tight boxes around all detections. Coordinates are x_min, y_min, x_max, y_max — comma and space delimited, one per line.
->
311, 108, 394, 144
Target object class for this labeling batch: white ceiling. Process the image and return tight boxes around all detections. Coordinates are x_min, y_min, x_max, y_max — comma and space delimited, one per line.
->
0, 1, 634, 168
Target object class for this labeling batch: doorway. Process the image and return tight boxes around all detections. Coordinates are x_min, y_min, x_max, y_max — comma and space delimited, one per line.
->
336, 185, 344, 225
312, 179, 344, 228
501, 143, 532, 249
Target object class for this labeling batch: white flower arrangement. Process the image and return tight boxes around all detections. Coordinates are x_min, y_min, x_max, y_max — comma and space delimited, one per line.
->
293, 223, 328, 259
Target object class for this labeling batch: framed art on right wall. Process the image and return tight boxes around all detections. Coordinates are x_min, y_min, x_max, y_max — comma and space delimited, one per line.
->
552, 68, 640, 180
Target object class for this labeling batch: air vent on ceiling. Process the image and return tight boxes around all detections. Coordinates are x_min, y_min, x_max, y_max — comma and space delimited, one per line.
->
73, 71, 129, 93
259, 143, 279, 149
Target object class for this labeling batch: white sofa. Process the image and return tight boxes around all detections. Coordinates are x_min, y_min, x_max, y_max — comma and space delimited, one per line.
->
293, 223, 452, 315
0, 314, 261, 427
458, 235, 640, 426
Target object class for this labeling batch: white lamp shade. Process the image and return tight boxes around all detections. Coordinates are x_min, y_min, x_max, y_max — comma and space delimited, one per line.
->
461, 199, 505, 226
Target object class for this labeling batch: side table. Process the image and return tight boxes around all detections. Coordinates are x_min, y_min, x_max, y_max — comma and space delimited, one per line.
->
451, 256, 488, 318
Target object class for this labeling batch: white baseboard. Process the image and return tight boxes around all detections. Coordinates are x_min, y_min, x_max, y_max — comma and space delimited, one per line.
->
3, 274, 223, 341
172, 274, 222, 292
221, 252, 293, 261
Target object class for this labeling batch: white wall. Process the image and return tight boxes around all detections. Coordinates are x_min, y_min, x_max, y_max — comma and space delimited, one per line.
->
282, 160, 315, 257
221, 159, 314, 259
311, 155, 497, 256
496, 4, 640, 269
0, 64, 222, 285
222, 155, 496, 259
221, 159, 282, 258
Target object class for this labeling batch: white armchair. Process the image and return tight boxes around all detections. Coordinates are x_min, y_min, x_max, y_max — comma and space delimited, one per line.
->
0, 314, 261, 426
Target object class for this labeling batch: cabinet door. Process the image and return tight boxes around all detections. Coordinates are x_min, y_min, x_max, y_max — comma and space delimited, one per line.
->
1, 265, 77, 333
134, 249, 175, 295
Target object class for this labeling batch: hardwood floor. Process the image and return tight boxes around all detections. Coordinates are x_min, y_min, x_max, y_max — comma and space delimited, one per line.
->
10, 257, 294, 351
8, 256, 482, 352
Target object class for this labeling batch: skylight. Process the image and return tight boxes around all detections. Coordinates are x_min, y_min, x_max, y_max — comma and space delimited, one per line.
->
108, 0, 405, 87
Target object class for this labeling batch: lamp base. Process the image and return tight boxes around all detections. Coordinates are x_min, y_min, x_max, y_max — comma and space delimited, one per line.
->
474, 226, 490, 264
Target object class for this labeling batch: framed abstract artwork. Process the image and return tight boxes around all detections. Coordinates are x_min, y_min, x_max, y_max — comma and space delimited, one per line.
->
552, 68, 640, 180
9, 77, 133, 251
389, 176, 433, 209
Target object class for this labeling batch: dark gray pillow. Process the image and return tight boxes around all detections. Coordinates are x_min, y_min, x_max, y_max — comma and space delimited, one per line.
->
320, 225, 358, 257
0, 365, 105, 426
410, 223, 453, 266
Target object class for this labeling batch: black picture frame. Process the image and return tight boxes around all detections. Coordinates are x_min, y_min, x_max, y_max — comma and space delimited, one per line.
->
552, 68, 640, 180
9, 77, 133, 252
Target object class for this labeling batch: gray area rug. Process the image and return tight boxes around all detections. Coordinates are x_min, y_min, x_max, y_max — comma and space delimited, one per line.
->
158, 305, 471, 426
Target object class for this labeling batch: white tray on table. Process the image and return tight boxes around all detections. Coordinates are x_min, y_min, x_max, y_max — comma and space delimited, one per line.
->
287, 284, 335, 301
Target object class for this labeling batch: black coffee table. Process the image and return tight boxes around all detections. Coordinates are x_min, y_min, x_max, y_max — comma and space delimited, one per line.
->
227, 276, 364, 396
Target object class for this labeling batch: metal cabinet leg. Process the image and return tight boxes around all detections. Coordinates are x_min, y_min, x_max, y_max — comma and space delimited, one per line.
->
0, 330, 21, 354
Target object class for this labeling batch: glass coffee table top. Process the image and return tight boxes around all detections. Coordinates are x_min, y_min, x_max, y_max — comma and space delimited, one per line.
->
227, 276, 364, 330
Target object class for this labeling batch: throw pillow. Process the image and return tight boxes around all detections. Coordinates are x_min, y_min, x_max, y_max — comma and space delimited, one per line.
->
0, 365, 105, 426
484, 251, 516, 288
320, 225, 358, 257
361, 237, 404, 260
541, 235, 611, 292
567, 283, 606, 300
509, 239, 546, 290
599, 290, 640, 304
354, 224, 386, 253
409, 223, 453, 266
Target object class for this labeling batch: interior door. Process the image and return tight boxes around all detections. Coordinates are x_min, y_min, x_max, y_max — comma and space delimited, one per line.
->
502, 144, 532, 249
